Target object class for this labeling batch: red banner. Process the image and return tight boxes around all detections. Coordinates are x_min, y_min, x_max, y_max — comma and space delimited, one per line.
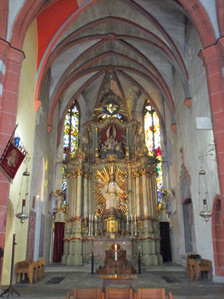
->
0, 143, 25, 181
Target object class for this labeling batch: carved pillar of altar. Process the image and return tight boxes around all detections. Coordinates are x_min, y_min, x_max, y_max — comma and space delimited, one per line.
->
142, 169, 149, 218
128, 164, 132, 213
71, 174, 77, 218
67, 169, 83, 266
135, 171, 141, 220
131, 170, 136, 217
83, 172, 92, 262
88, 173, 92, 215
147, 172, 153, 218
83, 173, 88, 221
62, 222, 71, 264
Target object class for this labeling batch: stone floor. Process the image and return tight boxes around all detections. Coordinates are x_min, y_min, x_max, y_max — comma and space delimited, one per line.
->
1, 263, 224, 299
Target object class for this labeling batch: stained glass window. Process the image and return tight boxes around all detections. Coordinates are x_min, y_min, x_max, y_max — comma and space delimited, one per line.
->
144, 100, 163, 193
62, 103, 79, 194
63, 103, 79, 159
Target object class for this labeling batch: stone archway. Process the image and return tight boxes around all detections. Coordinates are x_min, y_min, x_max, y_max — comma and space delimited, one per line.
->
212, 195, 224, 276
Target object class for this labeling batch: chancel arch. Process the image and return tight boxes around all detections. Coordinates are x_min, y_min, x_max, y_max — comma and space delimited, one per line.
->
1, 0, 224, 290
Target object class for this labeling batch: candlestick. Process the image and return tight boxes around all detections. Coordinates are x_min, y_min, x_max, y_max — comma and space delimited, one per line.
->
115, 244, 117, 261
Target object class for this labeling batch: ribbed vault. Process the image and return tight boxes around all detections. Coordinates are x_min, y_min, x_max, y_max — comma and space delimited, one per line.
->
10, 0, 215, 142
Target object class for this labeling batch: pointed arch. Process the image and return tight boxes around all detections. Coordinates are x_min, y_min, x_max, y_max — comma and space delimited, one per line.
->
212, 194, 224, 276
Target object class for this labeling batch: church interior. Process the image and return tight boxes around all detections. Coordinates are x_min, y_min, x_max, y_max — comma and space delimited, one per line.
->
0, 0, 224, 298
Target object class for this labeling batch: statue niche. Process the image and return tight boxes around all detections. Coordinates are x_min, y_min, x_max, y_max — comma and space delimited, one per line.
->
96, 166, 128, 235
99, 125, 125, 159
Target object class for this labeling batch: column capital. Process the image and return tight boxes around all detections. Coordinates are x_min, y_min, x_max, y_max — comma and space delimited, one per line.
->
0, 38, 25, 64
140, 168, 146, 176
77, 169, 83, 176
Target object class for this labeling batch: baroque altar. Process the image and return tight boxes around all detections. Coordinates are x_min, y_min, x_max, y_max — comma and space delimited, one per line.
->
61, 96, 162, 267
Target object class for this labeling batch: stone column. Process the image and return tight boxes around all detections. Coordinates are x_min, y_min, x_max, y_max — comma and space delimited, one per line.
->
88, 173, 92, 215
141, 169, 157, 265
0, 40, 25, 253
67, 169, 83, 266
83, 173, 89, 263
142, 169, 149, 217
200, 41, 224, 217
83, 173, 88, 220
135, 171, 140, 219
128, 164, 132, 213
199, 41, 224, 275
69, 174, 77, 219
147, 172, 153, 218
131, 170, 136, 217
76, 169, 83, 220
95, 127, 99, 158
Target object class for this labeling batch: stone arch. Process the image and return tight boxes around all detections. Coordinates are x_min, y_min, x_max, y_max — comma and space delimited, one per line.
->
212, 194, 224, 276
9, 0, 216, 62
0, 0, 8, 39
216, 0, 224, 36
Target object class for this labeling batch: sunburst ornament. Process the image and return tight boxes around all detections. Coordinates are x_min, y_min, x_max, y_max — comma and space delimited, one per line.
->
95, 165, 129, 216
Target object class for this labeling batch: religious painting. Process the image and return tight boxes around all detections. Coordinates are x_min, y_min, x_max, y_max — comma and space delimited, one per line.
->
0, 142, 26, 181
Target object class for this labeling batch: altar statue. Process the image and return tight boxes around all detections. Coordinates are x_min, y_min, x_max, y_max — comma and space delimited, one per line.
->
101, 174, 127, 209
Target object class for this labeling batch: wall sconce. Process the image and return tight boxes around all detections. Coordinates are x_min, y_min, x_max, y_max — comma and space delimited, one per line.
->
198, 168, 212, 222
16, 168, 30, 224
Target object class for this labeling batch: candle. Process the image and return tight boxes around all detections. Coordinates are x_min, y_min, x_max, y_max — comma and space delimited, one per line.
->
115, 252, 117, 261
115, 244, 117, 251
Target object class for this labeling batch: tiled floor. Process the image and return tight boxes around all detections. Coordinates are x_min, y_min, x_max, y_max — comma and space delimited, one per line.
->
1, 263, 224, 298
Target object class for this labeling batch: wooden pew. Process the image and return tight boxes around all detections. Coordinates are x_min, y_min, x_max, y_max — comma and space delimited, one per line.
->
65, 288, 102, 299
15, 261, 34, 284
40, 258, 46, 279
102, 288, 134, 299
192, 259, 212, 281
134, 288, 167, 299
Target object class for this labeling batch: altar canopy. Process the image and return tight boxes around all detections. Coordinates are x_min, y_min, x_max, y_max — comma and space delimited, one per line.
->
60, 90, 163, 266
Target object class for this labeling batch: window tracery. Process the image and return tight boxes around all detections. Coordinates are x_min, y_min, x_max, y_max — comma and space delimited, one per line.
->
62, 102, 80, 194
144, 100, 163, 193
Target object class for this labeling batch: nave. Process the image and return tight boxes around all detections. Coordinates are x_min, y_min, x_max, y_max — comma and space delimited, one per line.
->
1, 263, 224, 299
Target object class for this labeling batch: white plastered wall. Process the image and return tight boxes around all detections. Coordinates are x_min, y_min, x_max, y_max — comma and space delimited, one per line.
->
167, 21, 219, 268
2, 19, 38, 285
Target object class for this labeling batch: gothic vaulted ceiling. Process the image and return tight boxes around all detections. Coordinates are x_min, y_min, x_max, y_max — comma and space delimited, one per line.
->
36, 0, 193, 133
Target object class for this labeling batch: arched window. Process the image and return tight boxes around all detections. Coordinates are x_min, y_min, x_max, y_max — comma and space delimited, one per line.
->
62, 102, 80, 193
63, 102, 79, 158
144, 100, 163, 192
